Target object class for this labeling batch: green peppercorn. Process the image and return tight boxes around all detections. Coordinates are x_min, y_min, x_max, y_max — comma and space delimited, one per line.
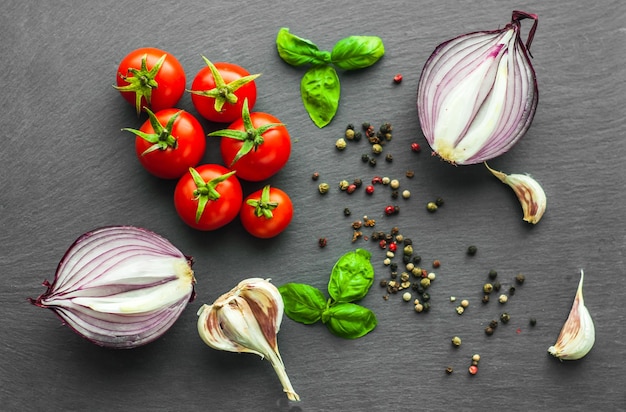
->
451, 336, 462, 347
335, 138, 347, 150
421, 292, 430, 302
426, 202, 438, 212
345, 128, 355, 140
403, 245, 413, 256
493, 281, 501, 291
467, 245, 477, 255
318, 183, 330, 194
385, 154, 393, 162
488, 269, 498, 279
481, 295, 490, 304
420, 278, 431, 288
483, 283, 494, 294
353, 132, 362, 142
338, 180, 349, 190
500, 312, 511, 323
412, 255, 421, 264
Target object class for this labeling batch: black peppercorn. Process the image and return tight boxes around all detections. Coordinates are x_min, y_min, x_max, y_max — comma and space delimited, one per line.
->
485, 326, 494, 336
353, 131, 362, 142
369, 158, 377, 167
509, 286, 516, 296
343, 208, 351, 216
500, 312, 511, 323
529, 318, 537, 326
361, 154, 370, 163
493, 281, 501, 291
435, 197, 444, 207
412, 255, 422, 264
353, 178, 362, 188
385, 154, 393, 162
467, 245, 477, 255
403, 238, 413, 246
488, 269, 498, 280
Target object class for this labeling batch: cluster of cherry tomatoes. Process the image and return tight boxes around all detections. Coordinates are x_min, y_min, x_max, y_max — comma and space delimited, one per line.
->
115, 47, 293, 238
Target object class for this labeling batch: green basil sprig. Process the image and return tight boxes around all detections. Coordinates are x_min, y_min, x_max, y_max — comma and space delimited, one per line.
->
276, 28, 385, 128
278, 249, 377, 339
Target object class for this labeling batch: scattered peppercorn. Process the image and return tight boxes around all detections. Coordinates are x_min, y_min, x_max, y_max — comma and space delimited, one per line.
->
493, 281, 501, 291
361, 153, 370, 163
405, 170, 415, 178
318, 183, 330, 194
468, 365, 478, 375
489, 320, 499, 329
451, 336, 462, 347
353, 178, 362, 188
346, 184, 357, 194
488, 269, 498, 280
484, 326, 494, 336
402, 292, 412, 302
460, 299, 469, 308
445, 366, 453, 375
393, 73, 403, 84
500, 312, 511, 323
529, 318, 537, 326
426, 202, 438, 212
481, 295, 490, 304
498, 294, 508, 303
483, 283, 493, 294
432, 260, 440, 268
372, 143, 383, 154
509, 286, 516, 296
435, 197, 444, 207
402, 190, 411, 199
335, 138, 347, 150
311, 172, 320, 181
467, 245, 477, 255
515, 273, 526, 285
472, 354, 481, 362
318, 237, 327, 248
368, 158, 377, 167
343, 208, 351, 216
384, 205, 396, 216
410, 142, 421, 152
385, 153, 393, 162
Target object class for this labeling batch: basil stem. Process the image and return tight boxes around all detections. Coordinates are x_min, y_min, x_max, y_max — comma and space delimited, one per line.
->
330, 35, 385, 70
276, 27, 330, 67
300, 65, 340, 128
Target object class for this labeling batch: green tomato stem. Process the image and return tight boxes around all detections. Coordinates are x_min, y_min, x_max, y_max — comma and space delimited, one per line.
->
114, 53, 166, 116
121, 107, 181, 155
188, 167, 237, 223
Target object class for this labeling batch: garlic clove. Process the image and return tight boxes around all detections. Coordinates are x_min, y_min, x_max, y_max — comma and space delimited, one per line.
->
197, 278, 300, 401
485, 163, 547, 224
548, 270, 595, 360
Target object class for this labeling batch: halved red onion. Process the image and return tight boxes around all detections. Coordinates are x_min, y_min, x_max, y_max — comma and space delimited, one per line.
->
417, 11, 539, 165
30, 226, 196, 349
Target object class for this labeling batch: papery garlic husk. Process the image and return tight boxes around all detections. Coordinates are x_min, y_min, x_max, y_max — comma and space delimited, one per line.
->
548, 270, 595, 360
485, 163, 546, 224
197, 278, 300, 401
417, 11, 538, 165
30, 226, 196, 349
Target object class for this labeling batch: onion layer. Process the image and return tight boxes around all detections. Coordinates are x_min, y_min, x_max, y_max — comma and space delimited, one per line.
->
30, 226, 196, 349
417, 11, 539, 165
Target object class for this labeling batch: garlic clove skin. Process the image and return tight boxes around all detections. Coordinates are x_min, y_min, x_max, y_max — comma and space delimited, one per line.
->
197, 278, 300, 401
485, 163, 547, 224
548, 270, 595, 360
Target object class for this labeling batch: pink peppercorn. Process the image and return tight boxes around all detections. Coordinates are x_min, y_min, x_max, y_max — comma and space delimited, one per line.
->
365, 185, 375, 195
393, 74, 403, 84
411, 142, 421, 153
388, 242, 397, 252
468, 365, 478, 375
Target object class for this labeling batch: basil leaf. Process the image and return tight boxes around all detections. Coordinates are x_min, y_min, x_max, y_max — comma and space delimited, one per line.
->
276, 27, 330, 67
327, 249, 374, 303
330, 36, 385, 70
278, 283, 327, 324
322, 303, 377, 339
300, 65, 340, 128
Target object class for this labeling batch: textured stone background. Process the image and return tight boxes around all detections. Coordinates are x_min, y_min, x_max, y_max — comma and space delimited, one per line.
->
1, 1, 624, 411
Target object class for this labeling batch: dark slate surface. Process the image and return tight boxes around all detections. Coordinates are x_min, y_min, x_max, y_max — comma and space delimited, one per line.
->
1, 1, 625, 411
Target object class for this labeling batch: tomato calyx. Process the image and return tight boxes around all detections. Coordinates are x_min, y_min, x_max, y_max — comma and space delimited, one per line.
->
187, 56, 261, 113
188, 167, 237, 223
209, 98, 284, 166
246, 185, 279, 219
114, 53, 166, 116
122, 107, 180, 155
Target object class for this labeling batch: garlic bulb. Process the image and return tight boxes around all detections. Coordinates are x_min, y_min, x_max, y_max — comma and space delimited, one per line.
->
417, 11, 538, 165
485, 163, 547, 224
197, 278, 300, 401
548, 270, 595, 360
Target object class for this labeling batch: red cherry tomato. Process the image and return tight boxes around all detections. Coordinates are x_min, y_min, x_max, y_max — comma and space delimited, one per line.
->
240, 185, 293, 238
174, 164, 243, 231
217, 110, 291, 182
115, 47, 186, 114
189, 58, 259, 123
125, 108, 206, 179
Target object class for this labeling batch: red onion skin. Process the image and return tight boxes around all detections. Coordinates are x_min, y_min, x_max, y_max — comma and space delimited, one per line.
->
417, 11, 538, 165
30, 226, 196, 349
